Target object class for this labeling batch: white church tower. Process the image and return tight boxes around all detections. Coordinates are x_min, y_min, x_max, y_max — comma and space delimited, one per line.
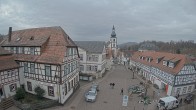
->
110, 25, 117, 58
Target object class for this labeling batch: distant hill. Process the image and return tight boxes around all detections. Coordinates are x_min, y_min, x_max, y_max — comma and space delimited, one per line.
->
119, 42, 137, 50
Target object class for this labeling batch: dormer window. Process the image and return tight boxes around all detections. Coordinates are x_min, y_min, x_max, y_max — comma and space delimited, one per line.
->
147, 57, 152, 62
30, 36, 34, 40
156, 58, 160, 63
163, 60, 168, 66
168, 62, 174, 68
156, 57, 164, 63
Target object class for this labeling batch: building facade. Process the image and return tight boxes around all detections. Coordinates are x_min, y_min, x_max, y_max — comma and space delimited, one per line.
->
130, 51, 196, 96
1, 27, 80, 104
75, 41, 106, 79
0, 47, 19, 102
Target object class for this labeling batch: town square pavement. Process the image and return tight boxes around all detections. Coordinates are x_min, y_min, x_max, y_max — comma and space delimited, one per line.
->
9, 64, 196, 110
43, 64, 162, 110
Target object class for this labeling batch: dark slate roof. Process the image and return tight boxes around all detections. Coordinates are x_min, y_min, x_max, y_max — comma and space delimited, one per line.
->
1, 26, 77, 65
75, 41, 105, 54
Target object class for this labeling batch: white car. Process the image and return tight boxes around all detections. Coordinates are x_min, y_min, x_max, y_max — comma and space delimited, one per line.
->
85, 89, 97, 102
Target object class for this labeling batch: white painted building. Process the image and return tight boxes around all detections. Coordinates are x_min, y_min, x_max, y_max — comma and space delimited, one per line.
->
130, 51, 196, 96
1, 27, 80, 104
75, 41, 106, 79
0, 47, 19, 102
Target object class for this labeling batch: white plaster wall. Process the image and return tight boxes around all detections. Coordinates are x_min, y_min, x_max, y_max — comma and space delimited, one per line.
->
24, 79, 59, 101
154, 78, 162, 89
60, 72, 79, 104
4, 81, 20, 98
173, 84, 195, 95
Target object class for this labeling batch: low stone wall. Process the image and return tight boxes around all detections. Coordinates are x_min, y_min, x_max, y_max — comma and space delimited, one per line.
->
14, 99, 59, 110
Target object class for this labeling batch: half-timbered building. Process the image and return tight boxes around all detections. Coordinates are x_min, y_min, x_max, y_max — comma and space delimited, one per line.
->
130, 51, 196, 96
75, 41, 106, 80
0, 47, 19, 102
1, 27, 80, 104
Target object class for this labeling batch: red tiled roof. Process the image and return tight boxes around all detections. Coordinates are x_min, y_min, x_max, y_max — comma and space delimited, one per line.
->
0, 55, 19, 71
131, 51, 193, 75
1, 26, 77, 65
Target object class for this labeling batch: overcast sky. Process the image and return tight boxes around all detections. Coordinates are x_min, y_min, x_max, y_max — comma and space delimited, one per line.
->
0, 0, 196, 44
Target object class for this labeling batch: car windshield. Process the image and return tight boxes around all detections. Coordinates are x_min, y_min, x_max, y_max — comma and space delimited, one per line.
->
159, 100, 165, 106
88, 91, 96, 96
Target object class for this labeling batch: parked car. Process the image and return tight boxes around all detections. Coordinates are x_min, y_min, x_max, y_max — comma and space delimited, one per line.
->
184, 94, 194, 104
85, 89, 97, 102
91, 83, 99, 91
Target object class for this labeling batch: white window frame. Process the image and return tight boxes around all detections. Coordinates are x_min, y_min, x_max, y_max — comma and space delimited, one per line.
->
48, 86, 54, 96
9, 83, 17, 92
24, 62, 28, 72
45, 65, 51, 76
30, 63, 35, 73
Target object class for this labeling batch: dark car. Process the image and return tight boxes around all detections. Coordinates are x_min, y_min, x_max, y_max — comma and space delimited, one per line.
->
184, 94, 194, 104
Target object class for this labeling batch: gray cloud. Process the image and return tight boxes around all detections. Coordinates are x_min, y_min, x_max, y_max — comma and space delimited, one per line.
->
0, 0, 196, 43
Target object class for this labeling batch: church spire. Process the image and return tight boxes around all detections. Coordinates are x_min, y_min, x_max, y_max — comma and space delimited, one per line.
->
111, 25, 116, 38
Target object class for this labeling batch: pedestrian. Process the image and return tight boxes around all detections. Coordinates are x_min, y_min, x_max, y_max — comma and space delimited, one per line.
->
177, 93, 180, 99
109, 83, 111, 88
120, 88, 124, 95
112, 83, 115, 89
180, 98, 182, 105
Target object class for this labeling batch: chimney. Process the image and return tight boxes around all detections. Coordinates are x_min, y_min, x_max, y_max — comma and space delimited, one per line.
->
8, 27, 12, 42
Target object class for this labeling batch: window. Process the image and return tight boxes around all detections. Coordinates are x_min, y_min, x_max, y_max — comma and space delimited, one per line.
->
11, 69, 15, 76
176, 88, 181, 95
21, 47, 24, 54
183, 87, 187, 94
24, 62, 28, 72
94, 66, 98, 71
168, 62, 174, 68
30, 63, 35, 73
113, 39, 115, 42
7, 70, 11, 77
9, 84, 17, 92
163, 61, 168, 66
71, 80, 73, 88
87, 55, 91, 61
80, 65, 84, 71
68, 82, 70, 91
71, 63, 73, 72
80, 54, 83, 61
30, 47, 34, 55
10, 47, 14, 53
16, 47, 19, 54
113, 44, 115, 47
27, 81, 32, 91
68, 64, 70, 74
87, 65, 92, 71
45, 65, 51, 76
48, 86, 54, 96
64, 65, 67, 76
64, 83, 67, 95
188, 86, 192, 93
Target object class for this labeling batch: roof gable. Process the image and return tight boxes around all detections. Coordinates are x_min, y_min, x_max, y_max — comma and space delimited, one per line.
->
75, 41, 105, 54
1, 26, 77, 65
